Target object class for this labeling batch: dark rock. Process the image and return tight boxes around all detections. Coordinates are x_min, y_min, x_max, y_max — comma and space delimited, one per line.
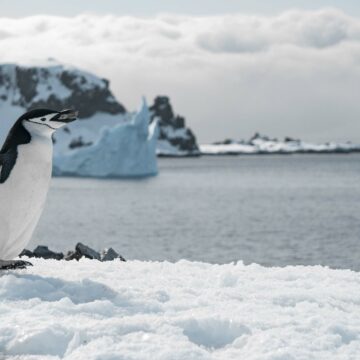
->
150, 96, 200, 156
173, 115, 185, 129
33, 246, 64, 260
0, 260, 33, 270
284, 136, 300, 143
75, 242, 101, 260
101, 248, 126, 262
19, 249, 34, 258
69, 136, 93, 149
64, 250, 82, 261
16, 67, 38, 104
249, 132, 277, 144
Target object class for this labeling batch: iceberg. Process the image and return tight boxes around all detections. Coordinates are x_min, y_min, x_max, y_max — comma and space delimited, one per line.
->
53, 99, 159, 178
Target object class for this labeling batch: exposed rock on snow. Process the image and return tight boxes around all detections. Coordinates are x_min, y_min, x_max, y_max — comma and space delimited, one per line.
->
65, 250, 83, 262
1, 260, 360, 359
19, 243, 126, 262
33, 246, 64, 260
101, 248, 126, 262
201, 132, 360, 155
150, 96, 200, 157
20, 247, 64, 260
18, 249, 35, 258
75, 243, 101, 261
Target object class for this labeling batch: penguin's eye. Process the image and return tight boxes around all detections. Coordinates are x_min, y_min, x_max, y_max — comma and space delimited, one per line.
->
40, 118, 46, 122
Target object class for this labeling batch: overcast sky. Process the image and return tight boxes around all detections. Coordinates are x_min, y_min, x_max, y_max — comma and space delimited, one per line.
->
1, 1, 360, 142
2, 0, 360, 17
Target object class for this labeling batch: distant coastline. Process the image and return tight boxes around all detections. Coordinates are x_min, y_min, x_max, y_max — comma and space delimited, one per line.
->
199, 133, 360, 156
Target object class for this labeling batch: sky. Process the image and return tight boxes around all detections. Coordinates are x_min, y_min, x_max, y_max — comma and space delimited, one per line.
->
2, 0, 360, 17
1, 1, 360, 142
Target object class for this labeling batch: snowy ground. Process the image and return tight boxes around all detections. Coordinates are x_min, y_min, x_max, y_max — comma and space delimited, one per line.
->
1, 259, 360, 360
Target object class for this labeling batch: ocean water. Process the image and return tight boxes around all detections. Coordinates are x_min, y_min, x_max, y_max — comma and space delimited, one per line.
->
31, 154, 360, 270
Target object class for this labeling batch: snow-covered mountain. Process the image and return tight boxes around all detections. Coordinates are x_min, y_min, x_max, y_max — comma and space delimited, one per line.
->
201, 133, 360, 155
0, 62, 158, 177
150, 96, 200, 157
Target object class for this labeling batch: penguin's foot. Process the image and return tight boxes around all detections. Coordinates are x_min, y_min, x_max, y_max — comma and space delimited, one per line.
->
0, 260, 33, 270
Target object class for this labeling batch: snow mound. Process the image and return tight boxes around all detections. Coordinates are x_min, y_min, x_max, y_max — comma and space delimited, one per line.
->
1, 259, 360, 359
54, 99, 159, 178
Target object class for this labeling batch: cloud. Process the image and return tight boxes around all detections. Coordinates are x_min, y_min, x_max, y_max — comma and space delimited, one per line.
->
196, 9, 359, 54
0, 9, 360, 142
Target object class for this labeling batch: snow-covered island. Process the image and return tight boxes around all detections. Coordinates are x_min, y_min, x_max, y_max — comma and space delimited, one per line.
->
1, 259, 360, 359
201, 133, 360, 155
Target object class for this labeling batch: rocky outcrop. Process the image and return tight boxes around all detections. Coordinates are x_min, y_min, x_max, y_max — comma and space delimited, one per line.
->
19, 246, 64, 260
150, 96, 200, 156
20, 243, 126, 262
101, 248, 126, 262
0, 63, 126, 119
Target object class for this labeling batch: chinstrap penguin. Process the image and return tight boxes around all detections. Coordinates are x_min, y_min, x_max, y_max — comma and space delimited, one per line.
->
0, 108, 77, 270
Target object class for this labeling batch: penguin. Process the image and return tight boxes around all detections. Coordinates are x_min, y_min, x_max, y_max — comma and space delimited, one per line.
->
0, 108, 77, 270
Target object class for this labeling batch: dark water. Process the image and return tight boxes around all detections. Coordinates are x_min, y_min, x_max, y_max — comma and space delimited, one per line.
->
32, 155, 360, 270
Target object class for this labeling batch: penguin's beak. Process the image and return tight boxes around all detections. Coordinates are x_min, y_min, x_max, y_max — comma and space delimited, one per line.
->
52, 109, 78, 123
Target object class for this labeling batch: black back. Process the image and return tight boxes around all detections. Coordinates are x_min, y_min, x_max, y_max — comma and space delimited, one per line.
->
0, 109, 56, 183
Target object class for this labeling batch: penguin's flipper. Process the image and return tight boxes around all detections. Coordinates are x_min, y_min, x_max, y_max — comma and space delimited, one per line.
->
0, 259, 33, 270
0, 149, 17, 184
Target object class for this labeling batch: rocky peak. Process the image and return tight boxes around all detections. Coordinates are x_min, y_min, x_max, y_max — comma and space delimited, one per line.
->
150, 96, 199, 156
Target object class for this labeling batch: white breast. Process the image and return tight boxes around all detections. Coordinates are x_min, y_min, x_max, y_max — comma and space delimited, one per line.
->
0, 133, 53, 259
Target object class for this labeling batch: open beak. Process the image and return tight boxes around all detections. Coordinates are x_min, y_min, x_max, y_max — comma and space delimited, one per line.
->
53, 109, 78, 123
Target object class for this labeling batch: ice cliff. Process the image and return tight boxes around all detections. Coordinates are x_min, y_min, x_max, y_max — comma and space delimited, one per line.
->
53, 99, 158, 178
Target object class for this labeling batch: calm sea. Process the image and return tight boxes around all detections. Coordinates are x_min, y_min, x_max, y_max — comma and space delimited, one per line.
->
31, 155, 360, 271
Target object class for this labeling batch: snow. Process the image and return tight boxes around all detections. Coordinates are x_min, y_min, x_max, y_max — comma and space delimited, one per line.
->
156, 139, 194, 157
53, 99, 159, 178
201, 137, 360, 155
160, 125, 189, 140
200, 143, 257, 155
1, 259, 360, 359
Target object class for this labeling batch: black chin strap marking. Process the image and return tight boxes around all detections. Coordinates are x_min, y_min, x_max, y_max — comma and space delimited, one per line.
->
43, 123, 57, 130
25, 120, 56, 130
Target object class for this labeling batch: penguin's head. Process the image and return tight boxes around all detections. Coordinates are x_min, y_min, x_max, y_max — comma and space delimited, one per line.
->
20, 108, 78, 136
